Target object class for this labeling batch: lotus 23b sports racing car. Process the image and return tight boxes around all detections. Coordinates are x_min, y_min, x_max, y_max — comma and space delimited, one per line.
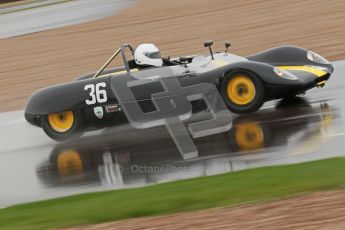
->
25, 41, 334, 141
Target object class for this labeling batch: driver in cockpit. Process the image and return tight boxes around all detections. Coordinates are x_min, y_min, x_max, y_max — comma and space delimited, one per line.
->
134, 44, 179, 69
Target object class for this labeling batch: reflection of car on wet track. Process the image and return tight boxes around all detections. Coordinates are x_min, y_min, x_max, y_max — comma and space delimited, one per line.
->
37, 100, 334, 187
25, 41, 334, 141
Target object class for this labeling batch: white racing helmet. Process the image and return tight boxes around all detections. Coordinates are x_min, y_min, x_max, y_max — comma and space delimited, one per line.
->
134, 44, 163, 67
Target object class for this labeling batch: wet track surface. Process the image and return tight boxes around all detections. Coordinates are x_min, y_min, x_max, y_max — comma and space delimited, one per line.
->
0, 62, 345, 207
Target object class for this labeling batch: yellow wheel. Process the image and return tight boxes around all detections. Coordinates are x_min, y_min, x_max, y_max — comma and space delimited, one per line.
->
221, 71, 265, 114
41, 110, 84, 141
227, 76, 256, 105
48, 111, 74, 133
57, 150, 84, 177
235, 122, 264, 151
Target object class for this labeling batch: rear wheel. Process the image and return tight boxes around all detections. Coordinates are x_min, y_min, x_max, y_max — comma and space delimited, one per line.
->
41, 110, 84, 141
221, 71, 265, 114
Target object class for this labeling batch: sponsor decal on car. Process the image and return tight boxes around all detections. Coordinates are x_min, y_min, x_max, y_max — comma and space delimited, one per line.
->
105, 104, 121, 113
94, 106, 104, 119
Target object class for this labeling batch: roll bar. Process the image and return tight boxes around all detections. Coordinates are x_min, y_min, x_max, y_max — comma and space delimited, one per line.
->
92, 43, 135, 78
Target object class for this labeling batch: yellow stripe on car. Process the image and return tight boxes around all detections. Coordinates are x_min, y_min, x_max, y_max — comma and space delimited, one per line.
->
317, 80, 326, 87
277, 66, 326, 77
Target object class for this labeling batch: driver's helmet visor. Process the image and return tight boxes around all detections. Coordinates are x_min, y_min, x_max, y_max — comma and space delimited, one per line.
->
148, 51, 162, 59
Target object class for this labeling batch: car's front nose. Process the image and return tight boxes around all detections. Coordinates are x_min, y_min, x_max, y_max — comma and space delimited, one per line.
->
25, 112, 41, 127
277, 63, 333, 87
305, 50, 334, 85
304, 63, 333, 88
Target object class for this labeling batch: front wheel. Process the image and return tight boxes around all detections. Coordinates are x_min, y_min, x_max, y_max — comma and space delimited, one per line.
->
220, 71, 265, 114
41, 110, 84, 141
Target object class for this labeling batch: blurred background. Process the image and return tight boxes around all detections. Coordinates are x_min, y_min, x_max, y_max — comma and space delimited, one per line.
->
1, 0, 345, 229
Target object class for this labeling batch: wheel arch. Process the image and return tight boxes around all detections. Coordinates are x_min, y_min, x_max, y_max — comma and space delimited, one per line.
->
219, 67, 261, 86
217, 61, 282, 87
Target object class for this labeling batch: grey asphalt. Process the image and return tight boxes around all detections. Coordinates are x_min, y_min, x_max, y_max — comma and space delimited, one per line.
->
0, 0, 135, 39
0, 62, 344, 207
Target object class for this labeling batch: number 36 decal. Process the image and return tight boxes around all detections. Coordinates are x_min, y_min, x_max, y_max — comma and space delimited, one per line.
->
84, 82, 108, 105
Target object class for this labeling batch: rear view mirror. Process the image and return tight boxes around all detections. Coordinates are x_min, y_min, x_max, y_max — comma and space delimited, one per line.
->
204, 40, 214, 47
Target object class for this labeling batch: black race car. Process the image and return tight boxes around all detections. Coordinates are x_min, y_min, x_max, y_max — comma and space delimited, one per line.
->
25, 41, 334, 141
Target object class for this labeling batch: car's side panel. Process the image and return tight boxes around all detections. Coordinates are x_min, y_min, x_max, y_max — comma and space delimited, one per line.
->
192, 61, 308, 100
218, 61, 302, 85
25, 76, 116, 115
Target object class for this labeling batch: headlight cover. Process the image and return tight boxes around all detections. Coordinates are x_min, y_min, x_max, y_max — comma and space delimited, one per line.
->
307, 51, 330, 64
274, 68, 298, 80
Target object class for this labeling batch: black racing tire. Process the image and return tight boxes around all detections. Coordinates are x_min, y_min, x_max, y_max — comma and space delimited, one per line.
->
220, 70, 265, 114
41, 110, 84, 141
